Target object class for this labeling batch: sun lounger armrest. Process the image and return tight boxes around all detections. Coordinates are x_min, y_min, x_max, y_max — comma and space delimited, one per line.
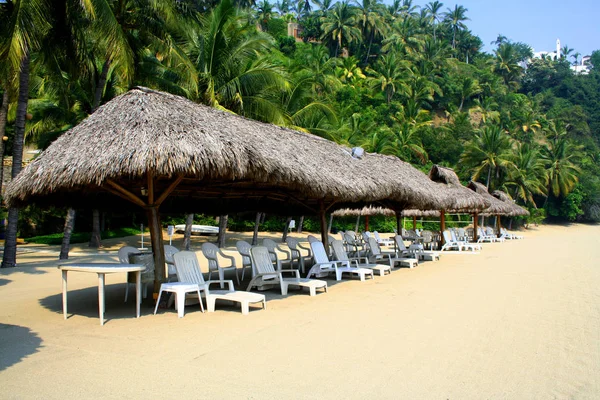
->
275, 245, 291, 259
279, 269, 301, 278
217, 250, 236, 266
206, 280, 235, 291
297, 243, 311, 253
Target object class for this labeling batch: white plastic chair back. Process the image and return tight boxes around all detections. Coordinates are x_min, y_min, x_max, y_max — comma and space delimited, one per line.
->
236, 240, 252, 266
361, 232, 370, 243
443, 230, 453, 244
485, 226, 495, 236
164, 245, 180, 276
262, 239, 279, 262
422, 231, 432, 243
367, 237, 382, 257
250, 246, 278, 279
201, 242, 220, 274
173, 251, 206, 285
118, 246, 138, 264
457, 228, 466, 239
394, 235, 408, 251
310, 241, 330, 264
307, 235, 320, 244
450, 230, 460, 242
373, 231, 383, 242
331, 240, 350, 262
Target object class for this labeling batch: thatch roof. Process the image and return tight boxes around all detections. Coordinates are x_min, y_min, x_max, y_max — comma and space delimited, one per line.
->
401, 209, 441, 218
491, 190, 530, 216
427, 165, 489, 212
5, 87, 451, 215
467, 182, 514, 215
332, 206, 395, 217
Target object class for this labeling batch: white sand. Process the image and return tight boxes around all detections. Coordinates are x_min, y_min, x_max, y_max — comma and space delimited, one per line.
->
1, 224, 599, 399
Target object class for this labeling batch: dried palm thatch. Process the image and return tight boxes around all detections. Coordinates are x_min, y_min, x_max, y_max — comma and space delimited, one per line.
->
428, 165, 490, 212
5, 87, 450, 215
467, 181, 515, 216
491, 190, 530, 216
401, 209, 441, 218
332, 206, 395, 217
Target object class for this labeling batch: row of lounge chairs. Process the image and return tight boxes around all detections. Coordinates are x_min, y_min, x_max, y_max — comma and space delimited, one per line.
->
118, 230, 444, 317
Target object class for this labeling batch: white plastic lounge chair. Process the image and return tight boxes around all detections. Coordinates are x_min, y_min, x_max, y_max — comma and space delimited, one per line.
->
441, 230, 463, 251
201, 243, 240, 286
247, 247, 327, 296
307, 235, 320, 244
368, 237, 418, 269
331, 239, 391, 276
262, 239, 293, 271
343, 232, 366, 257
500, 228, 523, 240
407, 243, 440, 261
120, 246, 145, 302
286, 237, 312, 274
373, 231, 394, 247
235, 240, 253, 280
486, 227, 505, 242
173, 251, 265, 315
477, 227, 497, 243
164, 245, 180, 281
450, 230, 481, 251
392, 235, 413, 257
307, 241, 374, 281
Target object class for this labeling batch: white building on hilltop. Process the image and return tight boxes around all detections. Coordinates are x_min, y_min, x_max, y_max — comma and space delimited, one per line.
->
531, 38, 591, 75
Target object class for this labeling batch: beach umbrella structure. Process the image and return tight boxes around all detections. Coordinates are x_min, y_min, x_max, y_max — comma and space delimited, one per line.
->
467, 182, 515, 236
488, 190, 530, 232
331, 206, 395, 232
5, 87, 452, 291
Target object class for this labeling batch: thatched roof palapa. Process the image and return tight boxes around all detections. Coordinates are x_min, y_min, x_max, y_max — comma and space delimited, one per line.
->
332, 206, 395, 217
428, 165, 490, 212
491, 190, 530, 216
401, 209, 441, 218
467, 181, 514, 216
6, 87, 450, 215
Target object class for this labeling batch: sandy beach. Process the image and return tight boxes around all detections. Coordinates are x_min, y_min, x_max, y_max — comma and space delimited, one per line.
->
1, 224, 599, 399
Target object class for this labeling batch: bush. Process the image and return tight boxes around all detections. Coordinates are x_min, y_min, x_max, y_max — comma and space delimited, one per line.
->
25, 227, 141, 245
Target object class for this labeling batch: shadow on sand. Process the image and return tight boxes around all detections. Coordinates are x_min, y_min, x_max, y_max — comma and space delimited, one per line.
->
0, 324, 43, 371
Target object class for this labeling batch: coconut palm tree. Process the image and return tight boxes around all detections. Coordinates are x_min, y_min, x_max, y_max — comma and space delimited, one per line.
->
353, 0, 387, 62
460, 124, 514, 189
366, 52, 409, 104
457, 76, 481, 112
335, 56, 366, 85
320, 0, 361, 57
541, 125, 582, 198
443, 4, 468, 50
425, 1, 443, 41
494, 42, 523, 89
505, 143, 547, 207
187, 0, 287, 122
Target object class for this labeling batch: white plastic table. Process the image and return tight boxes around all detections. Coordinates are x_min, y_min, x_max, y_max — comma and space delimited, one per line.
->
58, 263, 146, 326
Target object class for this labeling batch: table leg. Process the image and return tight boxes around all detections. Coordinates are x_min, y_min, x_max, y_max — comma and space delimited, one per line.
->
62, 270, 68, 320
98, 273, 105, 326
135, 271, 141, 318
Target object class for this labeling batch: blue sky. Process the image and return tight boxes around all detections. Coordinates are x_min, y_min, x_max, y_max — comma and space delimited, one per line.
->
408, 0, 599, 58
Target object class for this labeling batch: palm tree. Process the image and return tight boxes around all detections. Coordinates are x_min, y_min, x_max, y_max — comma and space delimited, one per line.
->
457, 76, 481, 112
504, 143, 547, 207
425, 1, 443, 41
366, 52, 409, 104
353, 0, 387, 62
560, 45, 573, 60
443, 4, 468, 50
494, 42, 523, 89
469, 96, 500, 126
541, 125, 582, 198
460, 124, 514, 189
320, 0, 361, 57
188, 0, 287, 122
392, 120, 428, 163
256, 0, 274, 31
335, 56, 366, 84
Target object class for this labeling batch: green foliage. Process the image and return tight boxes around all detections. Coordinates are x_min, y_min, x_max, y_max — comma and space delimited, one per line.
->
25, 227, 141, 245
267, 17, 288, 37
277, 35, 296, 55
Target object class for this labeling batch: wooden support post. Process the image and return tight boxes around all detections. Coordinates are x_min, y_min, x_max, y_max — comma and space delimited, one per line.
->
365, 215, 370, 232
319, 201, 328, 250
440, 210, 446, 246
327, 214, 334, 233
412, 216, 417, 230
354, 215, 360, 232
146, 206, 166, 294
473, 212, 479, 242
496, 215, 502, 237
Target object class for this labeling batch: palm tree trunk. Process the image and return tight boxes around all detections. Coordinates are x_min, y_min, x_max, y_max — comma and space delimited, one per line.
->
282, 216, 292, 241
486, 165, 492, 189
59, 209, 76, 259
364, 32, 373, 63
182, 213, 193, 250
88, 209, 101, 248
0, 90, 9, 196
296, 216, 304, 233
216, 214, 228, 248
91, 60, 110, 113
2, 52, 30, 268
459, 97, 464, 112
252, 212, 261, 245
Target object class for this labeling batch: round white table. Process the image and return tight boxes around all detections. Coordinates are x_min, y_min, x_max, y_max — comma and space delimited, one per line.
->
58, 263, 146, 326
